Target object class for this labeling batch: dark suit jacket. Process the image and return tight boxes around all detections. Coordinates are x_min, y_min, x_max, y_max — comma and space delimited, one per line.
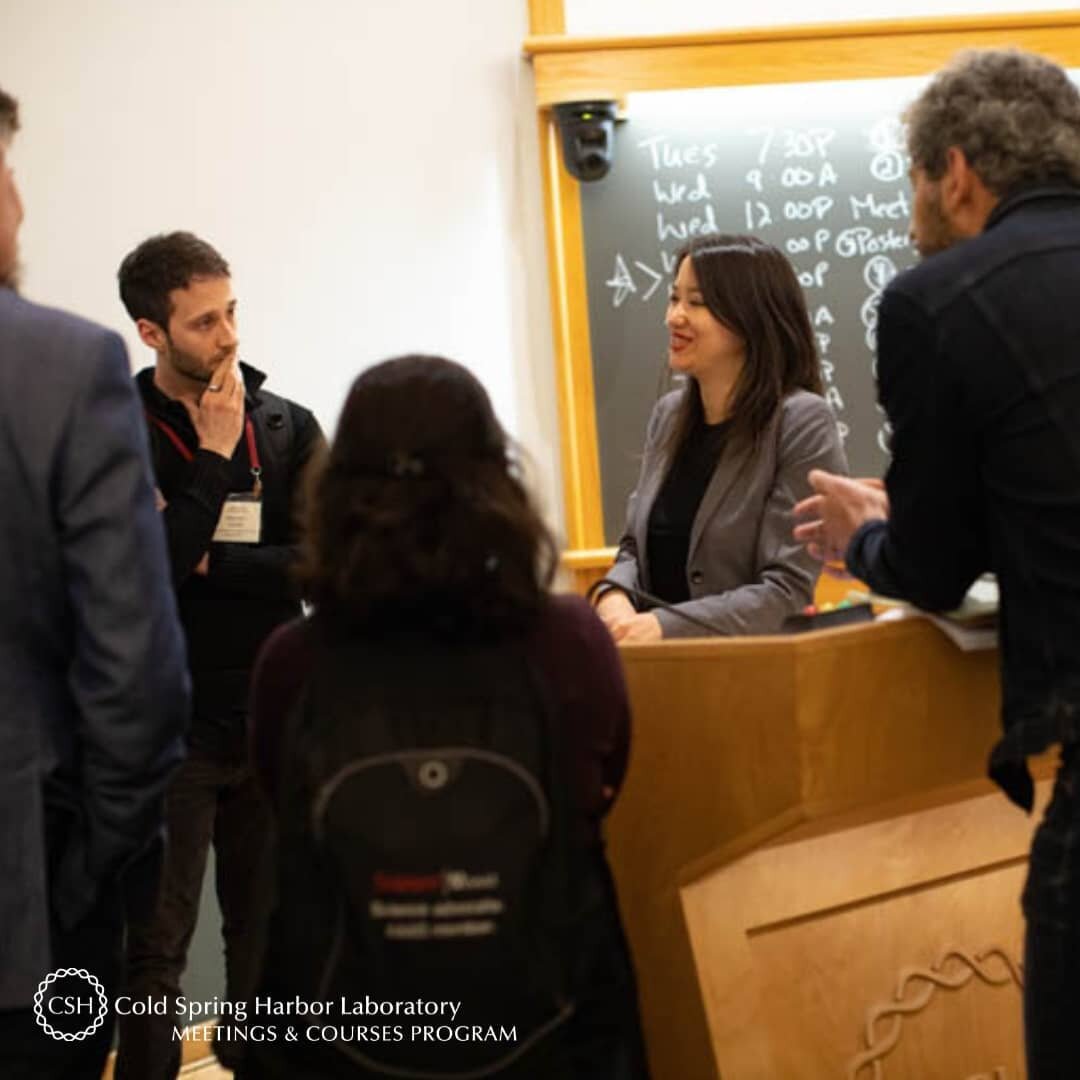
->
606, 388, 848, 637
0, 288, 188, 1007
847, 185, 1080, 809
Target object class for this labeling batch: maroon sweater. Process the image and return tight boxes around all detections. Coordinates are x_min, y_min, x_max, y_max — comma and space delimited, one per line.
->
248, 594, 631, 843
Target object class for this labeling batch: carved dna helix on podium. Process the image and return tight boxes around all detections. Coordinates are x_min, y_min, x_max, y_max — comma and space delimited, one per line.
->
847, 946, 1024, 1080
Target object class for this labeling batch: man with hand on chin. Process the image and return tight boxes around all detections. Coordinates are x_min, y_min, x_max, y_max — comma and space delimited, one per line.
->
116, 232, 323, 1080
794, 50, 1080, 1078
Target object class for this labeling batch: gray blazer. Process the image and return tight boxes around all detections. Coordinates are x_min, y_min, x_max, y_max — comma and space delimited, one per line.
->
0, 288, 188, 1007
605, 388, 849, 638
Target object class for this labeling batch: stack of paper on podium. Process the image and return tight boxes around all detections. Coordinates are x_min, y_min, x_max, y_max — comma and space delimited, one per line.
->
858, 574, 999, 652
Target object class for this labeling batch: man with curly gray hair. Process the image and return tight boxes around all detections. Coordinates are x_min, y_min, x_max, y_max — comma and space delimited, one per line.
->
794, 49, 1080, 1078
905, 48, 1080, 255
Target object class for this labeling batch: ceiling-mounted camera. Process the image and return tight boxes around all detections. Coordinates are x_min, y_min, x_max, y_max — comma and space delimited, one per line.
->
553, 100, 618, 182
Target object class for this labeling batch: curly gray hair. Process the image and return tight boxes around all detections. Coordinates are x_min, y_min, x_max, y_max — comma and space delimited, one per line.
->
905, 48, 1080, 196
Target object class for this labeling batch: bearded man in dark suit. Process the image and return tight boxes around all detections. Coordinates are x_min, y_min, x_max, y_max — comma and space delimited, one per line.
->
0, 86, 189, 1079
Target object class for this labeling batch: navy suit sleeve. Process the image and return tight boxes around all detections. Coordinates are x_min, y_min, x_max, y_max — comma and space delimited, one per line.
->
846, 288, 986, 609
53, 331, 189, 927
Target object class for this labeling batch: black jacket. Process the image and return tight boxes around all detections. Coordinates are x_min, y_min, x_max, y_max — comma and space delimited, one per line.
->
138, 363, 323, 759
847, 185, 1080, 809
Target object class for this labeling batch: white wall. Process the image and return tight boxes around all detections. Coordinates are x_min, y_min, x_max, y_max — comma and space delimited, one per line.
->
1, 0, 564, 530
4, 1, 1071, 539
565, 0, 1080, 36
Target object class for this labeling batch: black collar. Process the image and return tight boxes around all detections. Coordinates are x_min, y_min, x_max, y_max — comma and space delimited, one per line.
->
985, 183, 1080, 231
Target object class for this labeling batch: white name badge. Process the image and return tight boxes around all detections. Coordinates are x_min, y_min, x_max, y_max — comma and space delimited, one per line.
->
212, 494, 262, 544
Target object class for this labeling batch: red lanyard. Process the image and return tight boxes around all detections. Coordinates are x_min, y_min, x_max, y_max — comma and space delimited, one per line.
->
147, 413, 262, 496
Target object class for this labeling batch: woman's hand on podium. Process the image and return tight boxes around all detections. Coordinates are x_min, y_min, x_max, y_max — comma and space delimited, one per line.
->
611, 612, 663, 644
596, 589, 663, 642
596, 588, 634, 624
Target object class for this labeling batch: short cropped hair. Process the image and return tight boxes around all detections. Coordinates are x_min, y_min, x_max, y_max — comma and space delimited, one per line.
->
0, 87, 19, 143
118, 231, 230, 329
906, 48, 1080, 196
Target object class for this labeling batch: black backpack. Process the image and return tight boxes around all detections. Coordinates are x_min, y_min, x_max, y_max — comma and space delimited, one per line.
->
263, 630, 603, 1077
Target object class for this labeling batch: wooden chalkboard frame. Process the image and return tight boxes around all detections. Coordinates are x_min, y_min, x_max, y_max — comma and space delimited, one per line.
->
524, 10, 1080, 585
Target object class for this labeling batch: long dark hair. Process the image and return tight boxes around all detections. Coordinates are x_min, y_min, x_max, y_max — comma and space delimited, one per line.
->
299, 355, 558, 639
663, 234, 823, 458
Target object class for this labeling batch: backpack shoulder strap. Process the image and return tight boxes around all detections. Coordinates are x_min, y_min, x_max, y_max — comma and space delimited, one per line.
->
252, 388, 296, 481
273, 618, 332, 811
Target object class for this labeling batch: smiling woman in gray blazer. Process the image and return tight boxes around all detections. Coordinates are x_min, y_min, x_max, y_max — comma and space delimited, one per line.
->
596, 234, 848, 641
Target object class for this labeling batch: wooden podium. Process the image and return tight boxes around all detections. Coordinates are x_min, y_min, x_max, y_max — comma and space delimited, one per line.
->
608, 617, 1049, 1080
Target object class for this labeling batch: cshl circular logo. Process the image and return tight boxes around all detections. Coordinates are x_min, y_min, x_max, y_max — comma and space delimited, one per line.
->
33, 968, 109, 1042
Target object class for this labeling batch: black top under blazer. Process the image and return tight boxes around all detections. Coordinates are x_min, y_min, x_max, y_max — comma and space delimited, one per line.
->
605, 388, 849, 637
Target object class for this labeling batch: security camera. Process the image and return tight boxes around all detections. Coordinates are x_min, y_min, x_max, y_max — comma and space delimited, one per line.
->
554, 100, 617, 182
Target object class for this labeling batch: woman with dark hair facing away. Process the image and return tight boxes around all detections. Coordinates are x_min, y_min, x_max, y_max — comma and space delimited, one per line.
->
595, 234, 848, 642
241, 355, 649, 1080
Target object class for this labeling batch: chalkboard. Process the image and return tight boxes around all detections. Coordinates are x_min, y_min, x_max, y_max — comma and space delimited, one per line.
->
581, 75, 932, 544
